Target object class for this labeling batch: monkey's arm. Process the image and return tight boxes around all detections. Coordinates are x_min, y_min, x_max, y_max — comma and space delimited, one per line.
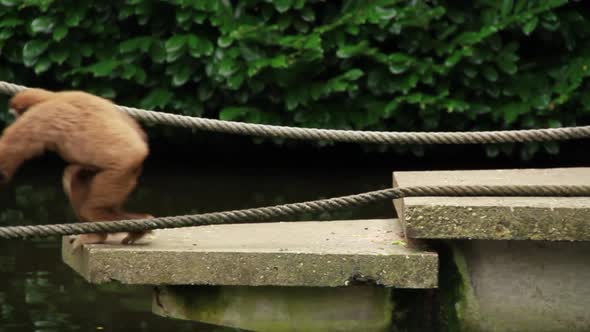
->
0, 123, 46, 182
0, 100, 72, 182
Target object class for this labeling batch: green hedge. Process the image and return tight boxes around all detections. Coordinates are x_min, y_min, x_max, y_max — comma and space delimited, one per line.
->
1, 0, 589, 158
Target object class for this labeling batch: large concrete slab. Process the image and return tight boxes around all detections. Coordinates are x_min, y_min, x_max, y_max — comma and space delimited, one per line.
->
393, 167, 590, 240
62, 219, 437, 288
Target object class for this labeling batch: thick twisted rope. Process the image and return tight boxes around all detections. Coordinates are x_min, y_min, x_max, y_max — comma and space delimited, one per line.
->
2, 81, 590, 144
0, 185, 588, 239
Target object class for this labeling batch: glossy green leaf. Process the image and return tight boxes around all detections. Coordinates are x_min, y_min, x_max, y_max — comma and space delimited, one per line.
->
80, 44, 93, 57
150, 41, 167, 63
165, 35, 187, 54
463, 66, 477, 78
336, 41, 369, 59
141, 88, 173, 109
188, 35, 214, 57
23, 40, 49, 59
121, 64, 137, 79
198, 84, 214, 102
0, 0, 18, 6
52, 25, 68, 41
220, 106, 255, 120
531, 93, 550, 109
270, 55, 288, 68
49, 48, 69, 64
522, 17, 538, 35
342, 69, 364, 80
0, 29, 13, 40
301, 7, 315, 22
34, 57, 51, 74
497, 58, 517, 74
86, 60, 119, 77
501, 102, 528, 125
455, 32, 481, 45
274, 0, 292, 13
444, 52, 463, 67
0, 18, 22, 28
135, 67, 147, 84
500, 0, 513, 16
482, 65, 498, 82
66, 8, 85, 27
375, 6, 397, 20
227, 72, 246, 89
218, 58, 239, 77
176, 10, 192, 24
31, 17, 55, 33
172, 69, 191, 86
120, 37, 152, 53
218, 35, 233, 48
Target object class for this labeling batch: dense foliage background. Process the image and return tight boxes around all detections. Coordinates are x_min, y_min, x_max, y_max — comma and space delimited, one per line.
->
1, 0, 589, 158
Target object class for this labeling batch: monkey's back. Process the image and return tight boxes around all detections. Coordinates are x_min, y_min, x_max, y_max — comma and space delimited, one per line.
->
11, 92, 149, 170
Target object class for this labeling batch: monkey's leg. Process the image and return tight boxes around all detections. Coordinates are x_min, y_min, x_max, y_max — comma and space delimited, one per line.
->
63, 165, 94, 219
62, 165, 109, 251
80, 168, 138, 220
81, 168, 153, 245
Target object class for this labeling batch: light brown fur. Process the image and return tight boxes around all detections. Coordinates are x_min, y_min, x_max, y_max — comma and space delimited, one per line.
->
2, 88, 153, 249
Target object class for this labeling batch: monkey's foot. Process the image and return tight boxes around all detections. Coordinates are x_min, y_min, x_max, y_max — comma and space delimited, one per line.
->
123, 213, 154, 220
121, 230, 155, 245
70, 233, 108, 252
119, 213, 155, 245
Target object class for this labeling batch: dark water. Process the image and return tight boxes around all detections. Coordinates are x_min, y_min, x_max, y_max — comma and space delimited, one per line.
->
0, 157, 394, 332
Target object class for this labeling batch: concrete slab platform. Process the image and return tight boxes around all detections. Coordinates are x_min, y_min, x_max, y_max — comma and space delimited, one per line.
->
393, 167, 590, 241
62, 219, 438, 288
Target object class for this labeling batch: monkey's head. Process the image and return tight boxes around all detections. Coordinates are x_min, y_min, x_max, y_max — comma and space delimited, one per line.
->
8, 88, 56, 117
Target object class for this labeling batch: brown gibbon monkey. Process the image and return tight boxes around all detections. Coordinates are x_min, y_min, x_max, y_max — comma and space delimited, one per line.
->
2, 88, 153, 249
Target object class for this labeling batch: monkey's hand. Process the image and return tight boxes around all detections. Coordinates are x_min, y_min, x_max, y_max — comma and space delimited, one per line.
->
120, 213, 156, 245
69, 233, 108, 252
68, 235, 81, 251
122, 230, 156, 245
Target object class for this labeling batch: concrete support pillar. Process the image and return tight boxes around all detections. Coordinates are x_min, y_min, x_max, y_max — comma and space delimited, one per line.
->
447, 240, 590, 332
153, 285, 393, 332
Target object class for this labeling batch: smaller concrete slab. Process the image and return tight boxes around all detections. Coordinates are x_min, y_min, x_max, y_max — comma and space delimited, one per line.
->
393, 167, 590, 241
62, 219, 437, 288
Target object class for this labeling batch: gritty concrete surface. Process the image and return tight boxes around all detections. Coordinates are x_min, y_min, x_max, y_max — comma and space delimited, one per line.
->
62, 219, 437, 288
451, 240, 590, 332
153, 284, 393, 332
393, 168, 590, 240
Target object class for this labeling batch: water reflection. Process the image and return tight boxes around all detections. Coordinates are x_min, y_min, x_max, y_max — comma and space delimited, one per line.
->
0, 161, 392, 331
